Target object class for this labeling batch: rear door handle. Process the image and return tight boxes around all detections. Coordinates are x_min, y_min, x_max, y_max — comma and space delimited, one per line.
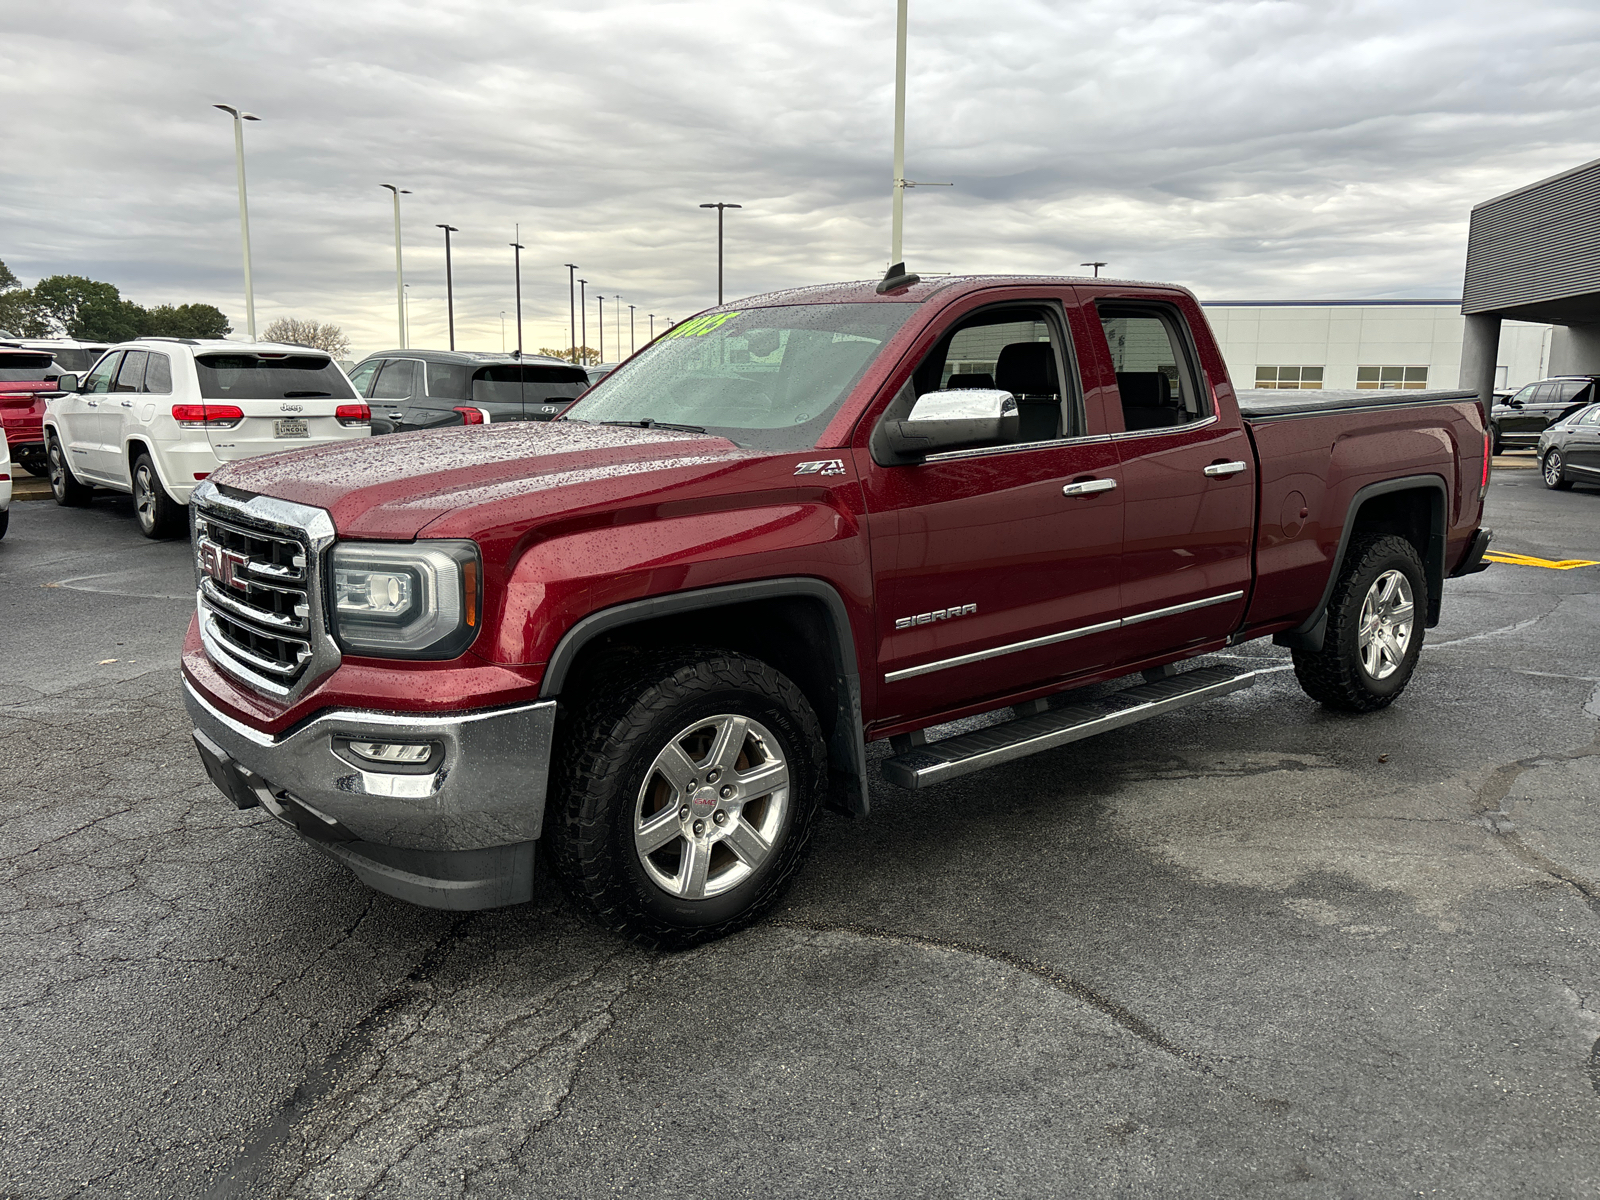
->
1062, 478, 1117, 497
1204, 461, 1248, 477
120, 400, 132, 408
385, 411, 404, 420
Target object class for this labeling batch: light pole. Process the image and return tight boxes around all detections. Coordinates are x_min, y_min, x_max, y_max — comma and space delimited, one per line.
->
564, 264, 578, 363
597, 295, 605, 364
578, 279, 588, 364
213, 104, 261, 340
628, 304, 636, 355
510, 226, 524, 360
698, 202, 742, 305
1080, 261, 1107, 278
612, 293, 622, 359
500, 310, 506, 352
649, 313, 655, 341
404, 283, 411, 340
437, 224, 459, 350
381, 184, 411, 348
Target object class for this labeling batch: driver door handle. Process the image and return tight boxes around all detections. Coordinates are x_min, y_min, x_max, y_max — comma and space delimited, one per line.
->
1204, 461, 1248, 477
1062, 478, 1117, 497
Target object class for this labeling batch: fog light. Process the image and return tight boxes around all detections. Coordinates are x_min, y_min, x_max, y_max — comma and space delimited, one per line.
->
348, 740, 433, 765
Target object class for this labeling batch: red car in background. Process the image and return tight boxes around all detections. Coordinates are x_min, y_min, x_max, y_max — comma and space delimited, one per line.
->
0, 347, 65, 476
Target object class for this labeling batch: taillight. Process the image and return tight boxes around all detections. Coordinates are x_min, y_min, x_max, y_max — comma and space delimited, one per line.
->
453, 406, 486, 425
172, 403, 244, 427
336, 403, 371, 426
1482, 430, 1492, 490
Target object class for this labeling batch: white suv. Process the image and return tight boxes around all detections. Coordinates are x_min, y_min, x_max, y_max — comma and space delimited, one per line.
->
44, 339, 371, 538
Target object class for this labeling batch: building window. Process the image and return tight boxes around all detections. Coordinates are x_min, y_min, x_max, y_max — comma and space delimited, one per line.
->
1357, 366, 1429, 390
1254, 365, 1324, 390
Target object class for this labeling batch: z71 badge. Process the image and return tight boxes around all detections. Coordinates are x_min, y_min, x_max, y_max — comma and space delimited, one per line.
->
895, 603, 977, 630
794, 459, 846, 476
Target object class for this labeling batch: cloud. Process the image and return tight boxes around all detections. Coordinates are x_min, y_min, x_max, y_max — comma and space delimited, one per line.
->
3, 0, 1598, 357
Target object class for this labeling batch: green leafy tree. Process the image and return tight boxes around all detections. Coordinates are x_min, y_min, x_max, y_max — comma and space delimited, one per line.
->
0, 289, 50, 337
31, 275, 124, 336
0, 259, 19, 292
146, 303, 231, 339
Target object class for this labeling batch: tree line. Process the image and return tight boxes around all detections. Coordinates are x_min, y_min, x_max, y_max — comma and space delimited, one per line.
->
0, 259, 231, 342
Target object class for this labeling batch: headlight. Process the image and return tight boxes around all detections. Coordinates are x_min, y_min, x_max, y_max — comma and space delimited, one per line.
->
329, 541, 481, 658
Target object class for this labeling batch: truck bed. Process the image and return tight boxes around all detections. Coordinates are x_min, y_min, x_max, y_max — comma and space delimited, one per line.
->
1236, 388, 1479, 421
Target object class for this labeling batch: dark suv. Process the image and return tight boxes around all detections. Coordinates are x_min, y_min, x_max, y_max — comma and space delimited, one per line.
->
346, 349, 590, 435
1490, 375, 1598, 453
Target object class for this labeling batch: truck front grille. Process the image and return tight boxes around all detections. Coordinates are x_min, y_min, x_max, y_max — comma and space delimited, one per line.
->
191, 488, 338, 700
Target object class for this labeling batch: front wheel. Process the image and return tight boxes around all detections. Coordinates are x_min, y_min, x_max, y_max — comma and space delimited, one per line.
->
1543, 449, 1574, 491
132, 453, 186, 539
1292, 534, 1426, 713
549, 648, 826, 949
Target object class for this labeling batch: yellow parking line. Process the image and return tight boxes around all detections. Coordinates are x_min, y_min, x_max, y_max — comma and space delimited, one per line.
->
1484, 552, 1600, 570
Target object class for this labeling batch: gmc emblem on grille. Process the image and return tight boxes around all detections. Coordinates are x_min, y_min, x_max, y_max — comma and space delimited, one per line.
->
199, 540, 248, 591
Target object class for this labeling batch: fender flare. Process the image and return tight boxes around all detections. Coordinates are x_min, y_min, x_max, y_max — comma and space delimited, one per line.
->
540, 576, 871, 815
1274, 474, 1447, 653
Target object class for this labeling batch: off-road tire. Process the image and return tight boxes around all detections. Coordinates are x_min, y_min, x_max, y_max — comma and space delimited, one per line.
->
1292, 534, 1426, 713
47, 434, 93, 507
549, 647, 826, 949
1543, 448, 1573, 491
132, 453, 186, 539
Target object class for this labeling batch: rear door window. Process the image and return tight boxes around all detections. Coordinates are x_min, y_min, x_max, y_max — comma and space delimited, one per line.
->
143, 353, 173, 394
194, 354, 356, 400
113, 351, 148, 392
371, 359, 420, 401
1096, 304, 1209, 431
347, 360, 380, 397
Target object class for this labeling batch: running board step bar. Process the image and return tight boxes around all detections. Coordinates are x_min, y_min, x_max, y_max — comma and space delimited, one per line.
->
881, 663, 1266, 790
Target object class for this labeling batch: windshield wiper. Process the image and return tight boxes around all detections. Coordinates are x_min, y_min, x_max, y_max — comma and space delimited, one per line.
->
281, 390, 333, 398
598, 418, 707, 434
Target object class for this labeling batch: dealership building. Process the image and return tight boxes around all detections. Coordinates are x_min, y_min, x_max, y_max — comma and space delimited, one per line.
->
1200, 300, 1551, 393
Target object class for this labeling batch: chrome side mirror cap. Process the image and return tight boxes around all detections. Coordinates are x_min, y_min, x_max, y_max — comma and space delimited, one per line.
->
881, 389, 1019, 460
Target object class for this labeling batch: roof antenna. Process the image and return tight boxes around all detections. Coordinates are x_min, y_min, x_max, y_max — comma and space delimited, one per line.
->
877, 262, 921, 294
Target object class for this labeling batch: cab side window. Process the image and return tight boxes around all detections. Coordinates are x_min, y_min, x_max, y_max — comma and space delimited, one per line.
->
1097, 305, 1209, 431
83, 352, 122, 394
913, 306, 1079, 444
143, 353, 173, 394
112, 351, 148, 393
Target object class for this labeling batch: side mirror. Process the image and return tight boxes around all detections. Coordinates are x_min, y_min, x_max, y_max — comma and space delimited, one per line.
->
880, 389, 1020, 460
55, 373, 78, 394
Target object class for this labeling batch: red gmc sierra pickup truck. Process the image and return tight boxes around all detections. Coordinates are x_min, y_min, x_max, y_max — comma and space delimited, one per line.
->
182, 273, 1492, 947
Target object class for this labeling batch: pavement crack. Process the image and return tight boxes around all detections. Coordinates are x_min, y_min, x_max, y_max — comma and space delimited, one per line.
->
770, 917, 1288, 1112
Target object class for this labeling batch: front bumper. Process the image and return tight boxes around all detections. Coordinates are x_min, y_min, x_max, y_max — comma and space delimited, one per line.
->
184, 678, 558, 910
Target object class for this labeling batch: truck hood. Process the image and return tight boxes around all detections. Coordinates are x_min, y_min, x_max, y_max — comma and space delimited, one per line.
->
209, 420, 755, 539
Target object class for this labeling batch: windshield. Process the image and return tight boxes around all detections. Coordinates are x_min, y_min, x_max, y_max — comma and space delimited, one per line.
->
561, 303, 915, 450
195, 354, 356, 400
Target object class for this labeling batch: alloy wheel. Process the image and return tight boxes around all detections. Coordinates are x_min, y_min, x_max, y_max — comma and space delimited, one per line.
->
1544, 450, 1564, 486
633, 713, 790, 900
133, 463, 157, 533
48, 441, 67, 500
1357, 569, 1414, 681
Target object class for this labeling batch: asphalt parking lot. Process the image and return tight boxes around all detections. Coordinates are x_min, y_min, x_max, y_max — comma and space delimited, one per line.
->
2, 459, 1598, 1198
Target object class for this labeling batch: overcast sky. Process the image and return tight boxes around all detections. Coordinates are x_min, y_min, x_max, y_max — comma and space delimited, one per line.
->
4, 0, 1599, 358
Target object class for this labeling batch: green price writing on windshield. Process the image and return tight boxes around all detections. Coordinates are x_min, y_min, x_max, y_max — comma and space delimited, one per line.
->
662, 311, 741, 340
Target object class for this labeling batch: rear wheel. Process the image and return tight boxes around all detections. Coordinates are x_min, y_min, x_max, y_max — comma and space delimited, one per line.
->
1292, 534, 1426, 712
1488, 423, 1503, 456
132, 453, 186, 539
47, 434, 93, 507
1543, 448, 1573, 491
0, 508, 8, 540
550, 648, 826, 949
